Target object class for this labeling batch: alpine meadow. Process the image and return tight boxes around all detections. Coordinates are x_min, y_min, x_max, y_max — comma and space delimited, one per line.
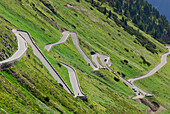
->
0, 0, 169, 113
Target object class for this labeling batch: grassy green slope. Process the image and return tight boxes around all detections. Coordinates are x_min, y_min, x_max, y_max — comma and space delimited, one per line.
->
0, 23, 17, 61
135, 55, 170, 113
0, 0, 168, 113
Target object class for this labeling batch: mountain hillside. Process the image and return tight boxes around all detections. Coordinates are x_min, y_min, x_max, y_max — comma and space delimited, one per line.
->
0, 0, 169, 113
94, 0, 170, 44
146, 0, 170, 23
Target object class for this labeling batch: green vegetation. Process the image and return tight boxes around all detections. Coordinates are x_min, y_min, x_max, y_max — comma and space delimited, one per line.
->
135, 56, 170, 113
0, 23, 17, 61
0, 0, 169, 113
84, 0, 167, 54
88, 0, 170, 44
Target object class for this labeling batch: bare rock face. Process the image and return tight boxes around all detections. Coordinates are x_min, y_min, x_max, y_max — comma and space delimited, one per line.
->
0, 62, 14, 71
132, 97, 160, 112
0, 52, 6, 61
0, 49, 9, 61
139, 98, 160, 112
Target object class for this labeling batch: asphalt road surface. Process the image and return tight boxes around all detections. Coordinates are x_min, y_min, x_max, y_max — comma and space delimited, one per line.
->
128, 46, 170, 83
0, 29, 27, 70
45, 31, 151, 97
91, 53, 112, 68
91, 53, 151, 97
1, 30, 87, 99
17, 30, 73, 95
44, 31, 98, 70
6, 29, 164, 98
60, 62, 87, 98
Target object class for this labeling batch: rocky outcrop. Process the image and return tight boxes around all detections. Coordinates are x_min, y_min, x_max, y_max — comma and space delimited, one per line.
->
133, 98, 160, 112
140, 98, 159, 112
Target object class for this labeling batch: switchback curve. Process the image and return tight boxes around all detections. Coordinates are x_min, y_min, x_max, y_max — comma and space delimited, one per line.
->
128, 46, 170, 83
0, 29, 28, 70
16, 30, 73, 95
45, 31, 151, 97
91, 53, 112, 68
44, 31, 98, 70
60, 62, 87, 100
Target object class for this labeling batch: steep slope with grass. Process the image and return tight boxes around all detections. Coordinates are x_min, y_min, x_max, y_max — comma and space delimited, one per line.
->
0, 0, 169, 113
0, 24, 17, 61
134, 55, 170, 113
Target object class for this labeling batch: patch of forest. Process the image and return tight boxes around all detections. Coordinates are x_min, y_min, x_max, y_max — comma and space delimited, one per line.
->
84, 0, 170, 44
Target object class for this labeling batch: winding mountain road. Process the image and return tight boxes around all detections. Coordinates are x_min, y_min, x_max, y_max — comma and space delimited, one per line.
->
0, 29, 28, 70
45, 31, 152, 97
45, 32, 115, 99
2, 29, 168, 100
91, 53, 112, 68
60, 62, 87, 99
44, 31, 98, 70
128, 46, 170, 83
16, 30, 74, 95
90, 53, 152, 97
106, 65, 145, 97
94, 54, 152, 97
1, 29, 88, 100
91, 53, 104, 69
